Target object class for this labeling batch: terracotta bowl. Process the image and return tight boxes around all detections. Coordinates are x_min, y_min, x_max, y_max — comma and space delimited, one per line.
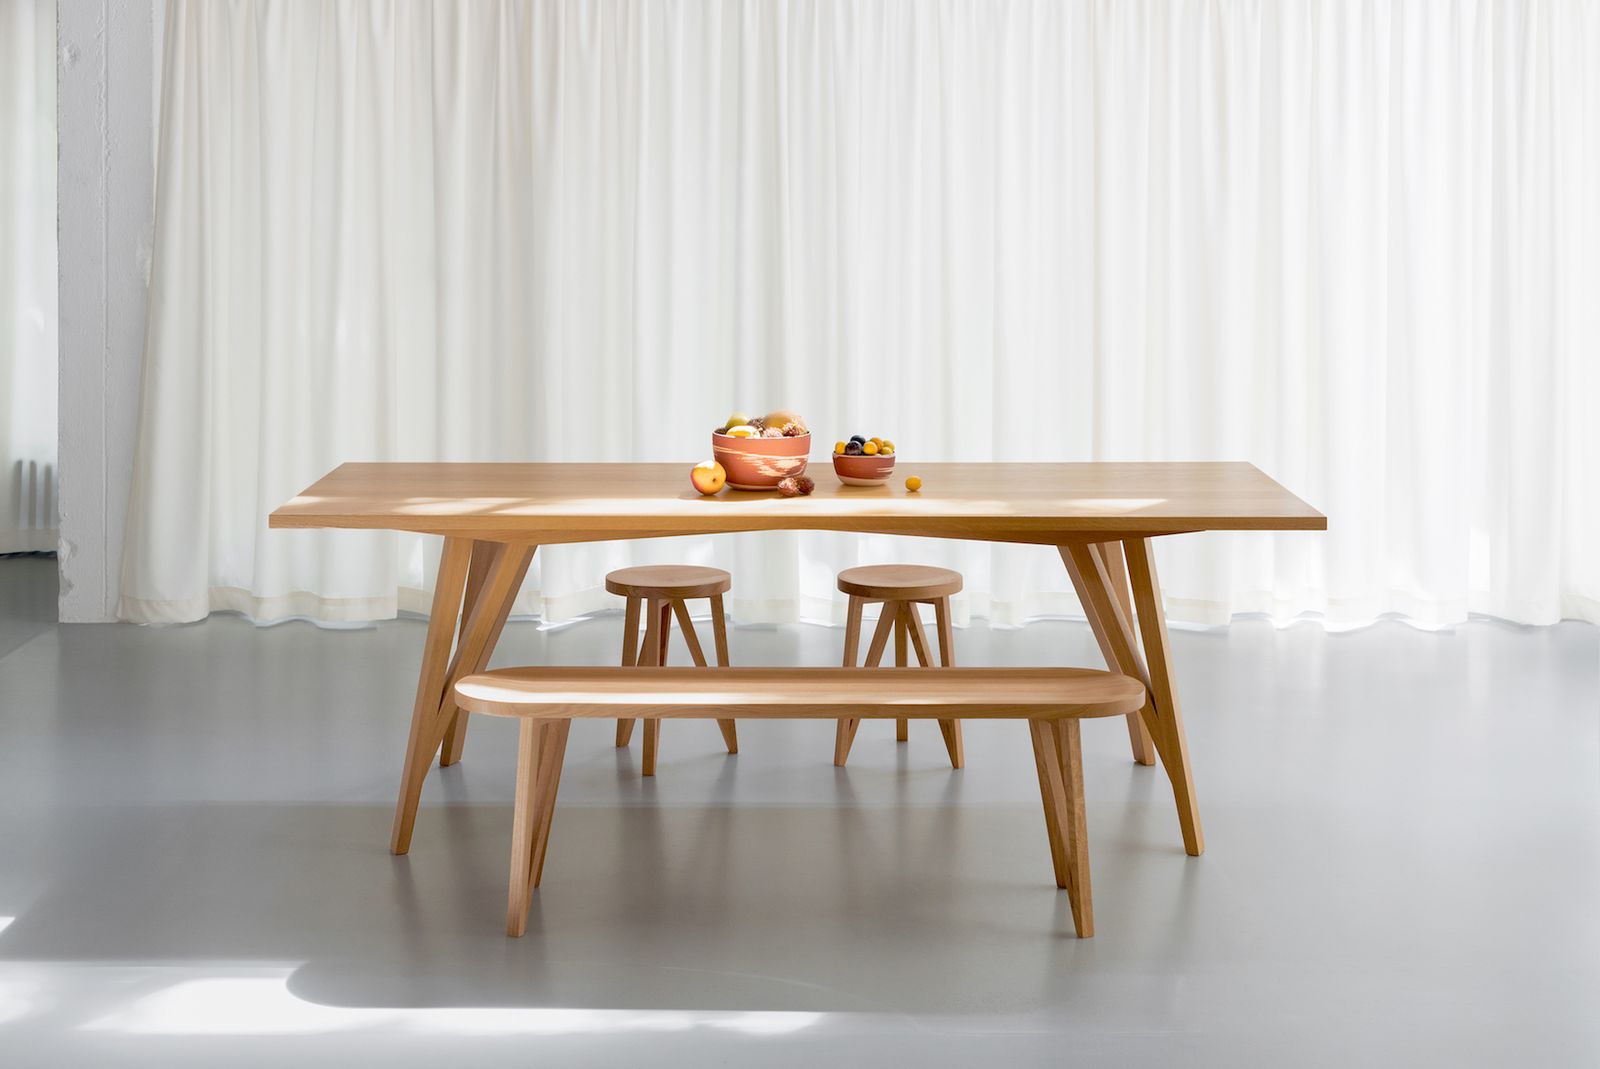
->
712, 432, 811, 490
832, 452, 896, 486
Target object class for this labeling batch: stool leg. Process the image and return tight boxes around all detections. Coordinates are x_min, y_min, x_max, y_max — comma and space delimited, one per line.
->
616, 595, 641, 748
863, 604, 896, 667
893, 605, 909, 741
932, 598, 964, 769
672, 599, 737, 754
642, 599, 671, 776
710, 594, 731, 666
834, 596, 865, 766
1029, 718, 1093, 937
710, 593, 737, 753
901, 602, 933, 666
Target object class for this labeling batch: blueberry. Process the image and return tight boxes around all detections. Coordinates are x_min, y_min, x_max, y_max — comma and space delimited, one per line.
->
845, 441, 864, 455
849, 435, 866, 445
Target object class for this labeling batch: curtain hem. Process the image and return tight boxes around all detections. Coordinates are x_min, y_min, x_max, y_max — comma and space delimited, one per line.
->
116, 586, 1600, 630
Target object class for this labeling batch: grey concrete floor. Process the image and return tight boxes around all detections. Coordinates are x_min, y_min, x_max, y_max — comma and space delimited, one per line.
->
0, 554, 1597, 1066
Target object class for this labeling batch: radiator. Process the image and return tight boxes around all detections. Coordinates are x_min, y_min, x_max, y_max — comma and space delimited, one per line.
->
3, 458, 57, 554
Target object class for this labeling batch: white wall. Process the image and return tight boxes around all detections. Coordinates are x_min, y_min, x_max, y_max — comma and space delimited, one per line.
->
56, 0, 157, 621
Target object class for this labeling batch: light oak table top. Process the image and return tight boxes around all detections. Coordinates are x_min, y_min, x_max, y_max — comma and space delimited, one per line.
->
269, 461, 1325, 544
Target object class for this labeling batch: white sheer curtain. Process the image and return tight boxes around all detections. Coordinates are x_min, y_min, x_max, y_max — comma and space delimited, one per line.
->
121, 0, 1600, 629
1, 0, 57, 554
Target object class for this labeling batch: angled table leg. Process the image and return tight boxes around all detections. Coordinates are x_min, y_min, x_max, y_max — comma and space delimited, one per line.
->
391, 539, 536, 855
1059, 543, 1157, 767
1121, 538, 1205, 857
1095, 542, 1158, 766
1060, 540, 1203, 856
440, 541, 534, 766
390, 537, 473, 854
438, 549, 490, 767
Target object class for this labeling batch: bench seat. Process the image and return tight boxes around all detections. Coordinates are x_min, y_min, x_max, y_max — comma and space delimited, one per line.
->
453, 666, 1147, 938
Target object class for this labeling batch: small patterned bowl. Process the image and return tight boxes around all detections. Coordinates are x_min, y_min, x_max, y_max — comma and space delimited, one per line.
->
832, 452, 896, 486
712, 432, 811, 490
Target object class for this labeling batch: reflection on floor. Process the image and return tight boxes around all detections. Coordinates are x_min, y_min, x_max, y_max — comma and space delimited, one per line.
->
1, 556, 1597, 1066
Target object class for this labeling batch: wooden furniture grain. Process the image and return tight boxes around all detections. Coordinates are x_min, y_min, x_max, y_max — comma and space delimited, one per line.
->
833, 564, 965, 767
605, 564, 736, 774
454, 666, 1147, 937
268, 461, 1326, 859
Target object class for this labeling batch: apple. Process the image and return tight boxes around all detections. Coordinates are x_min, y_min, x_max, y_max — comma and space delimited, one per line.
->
690, 460, 727, 495
763, 408, 807, 434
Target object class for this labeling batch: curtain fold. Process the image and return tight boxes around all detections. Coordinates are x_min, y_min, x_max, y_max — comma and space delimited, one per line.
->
121, 0, 1600, 628
0, 0, 58, 554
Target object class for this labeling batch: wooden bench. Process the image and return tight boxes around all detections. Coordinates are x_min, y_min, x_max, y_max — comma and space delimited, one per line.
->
453, 666, 1147, 938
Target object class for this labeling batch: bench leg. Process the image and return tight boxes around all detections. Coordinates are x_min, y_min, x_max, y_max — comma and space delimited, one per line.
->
642, 718, 660, 777
507, 719, 541, 936
616, 594, 641, 747
1029, 718, 1093, 937
529, 720, 571, 890
937, 720, 965, 770
507, 719, 571, 937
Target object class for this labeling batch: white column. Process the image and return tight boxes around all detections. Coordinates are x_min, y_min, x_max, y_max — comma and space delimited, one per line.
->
56, 0, 156, 621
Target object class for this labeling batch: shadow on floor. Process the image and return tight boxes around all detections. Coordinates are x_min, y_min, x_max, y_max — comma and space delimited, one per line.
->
0, 798, 1195, 1016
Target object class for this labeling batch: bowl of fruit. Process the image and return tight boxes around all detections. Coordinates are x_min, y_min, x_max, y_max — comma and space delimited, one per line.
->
712, 410, 812, 490
832, 434, 896, 485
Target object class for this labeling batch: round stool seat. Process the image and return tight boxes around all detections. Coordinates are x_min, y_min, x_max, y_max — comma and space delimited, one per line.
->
837, 564, 963, 602
605, 565, 731, 601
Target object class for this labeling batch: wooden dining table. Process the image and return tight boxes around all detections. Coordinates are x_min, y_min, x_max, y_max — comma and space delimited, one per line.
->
270, 461, 1325, 860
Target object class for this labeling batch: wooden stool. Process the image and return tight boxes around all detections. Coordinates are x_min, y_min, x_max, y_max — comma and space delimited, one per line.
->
832, 564, 964, 768
606, 565, 736, 775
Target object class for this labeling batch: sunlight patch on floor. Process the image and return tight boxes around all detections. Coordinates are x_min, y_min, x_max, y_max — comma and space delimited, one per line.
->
70, 968, 823, 1037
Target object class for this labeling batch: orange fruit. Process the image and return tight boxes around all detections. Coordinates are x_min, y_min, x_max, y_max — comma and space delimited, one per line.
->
834, 441, 847, 455
862, 441, 879, 455
905, 476, 922, 492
